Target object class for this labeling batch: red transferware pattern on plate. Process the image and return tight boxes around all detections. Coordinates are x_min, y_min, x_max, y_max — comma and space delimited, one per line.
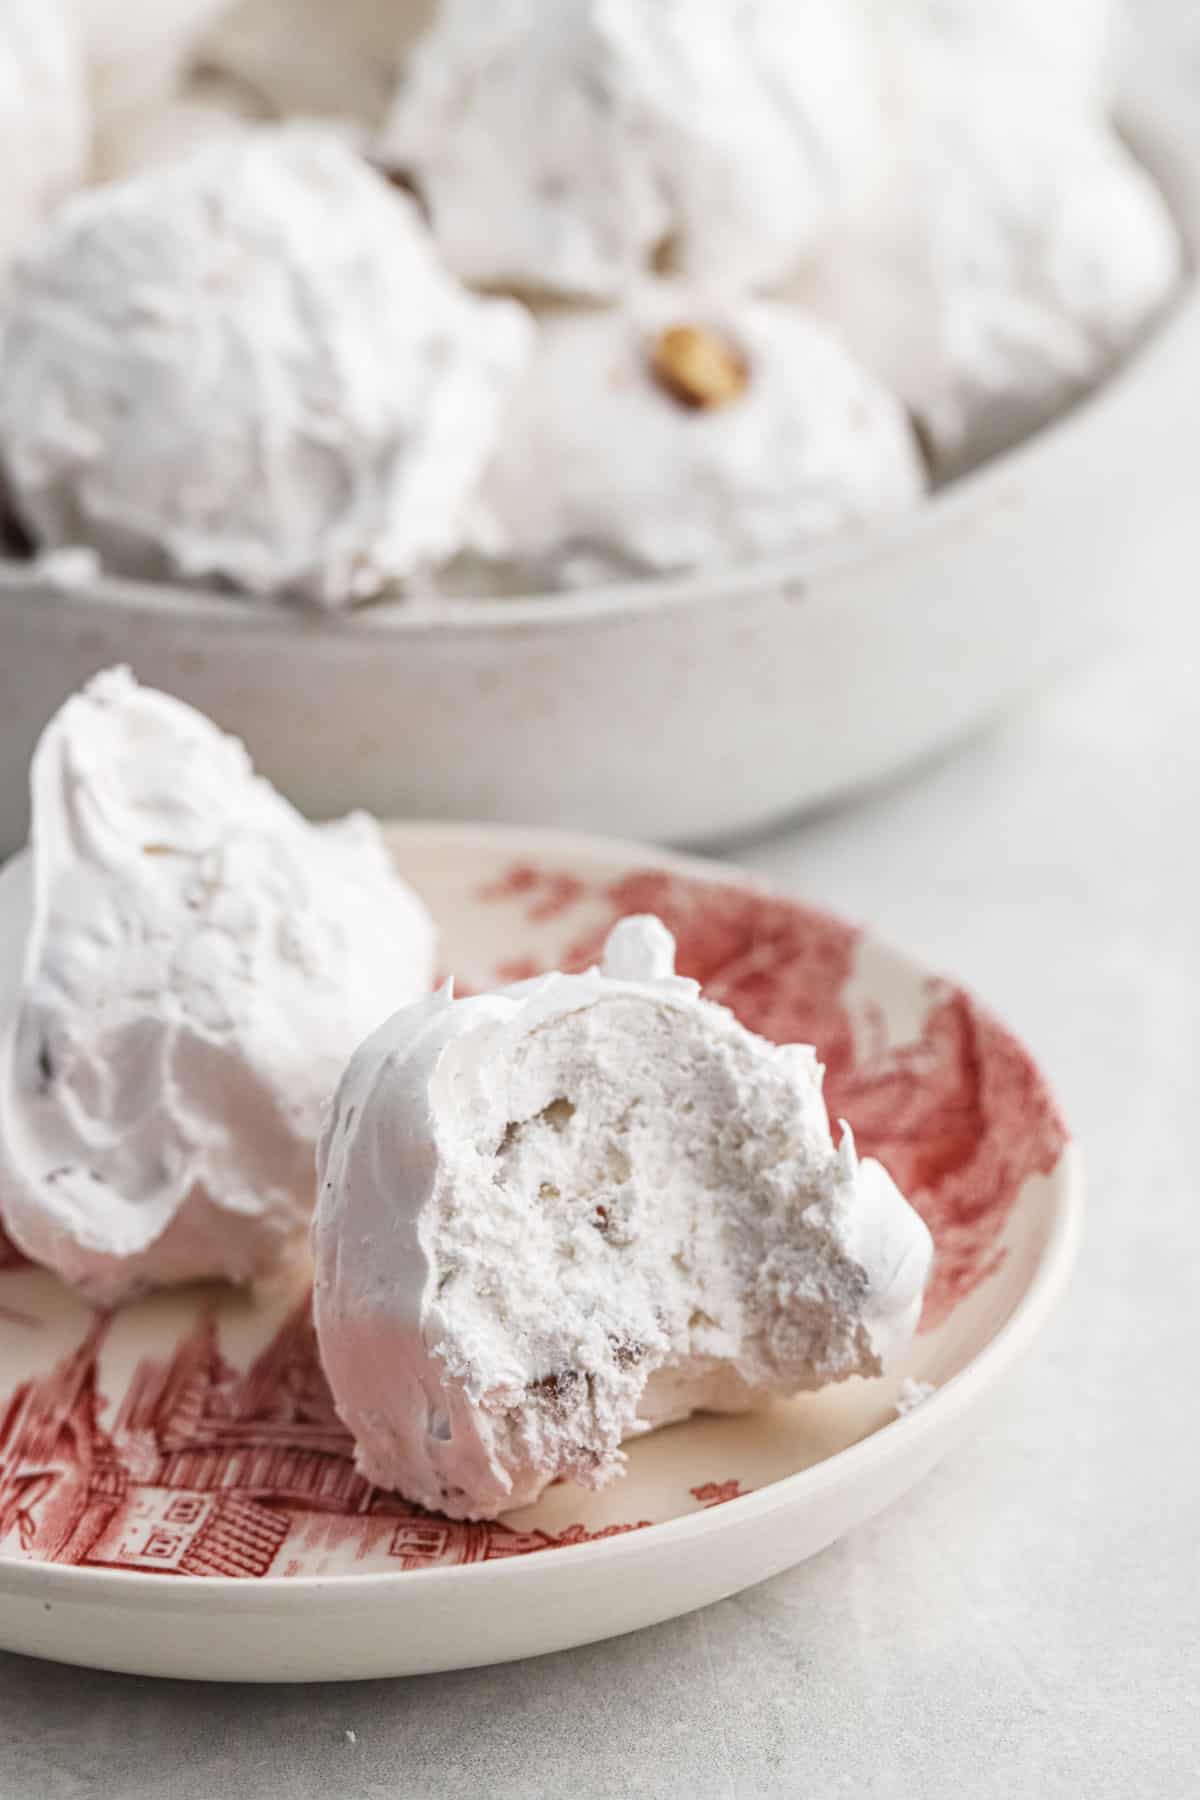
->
0, 1297, 687, 1578
495, 863, 1067, 1329
0, 851, 1065, 1581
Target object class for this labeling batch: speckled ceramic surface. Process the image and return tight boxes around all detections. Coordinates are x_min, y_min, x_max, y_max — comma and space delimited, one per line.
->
0, 825, 1081, 1681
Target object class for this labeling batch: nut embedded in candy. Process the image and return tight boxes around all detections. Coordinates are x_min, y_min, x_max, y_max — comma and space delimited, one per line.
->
478, 293, 927, 583
650, 325, 750, 411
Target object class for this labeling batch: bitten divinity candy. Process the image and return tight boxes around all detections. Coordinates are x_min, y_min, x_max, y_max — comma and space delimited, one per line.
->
0, 125, 533, 606
476, 293, 926, 583
0, 669, 436, 1304
380, 0, 886, 299
314, 916, 933, 1520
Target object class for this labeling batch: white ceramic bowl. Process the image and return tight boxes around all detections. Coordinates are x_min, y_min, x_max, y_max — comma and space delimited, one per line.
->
0, 824, 1081, 1681
0, 80, 1196, 854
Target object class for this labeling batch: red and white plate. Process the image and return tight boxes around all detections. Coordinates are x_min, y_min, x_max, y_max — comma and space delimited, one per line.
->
0, 825, 1081, 1681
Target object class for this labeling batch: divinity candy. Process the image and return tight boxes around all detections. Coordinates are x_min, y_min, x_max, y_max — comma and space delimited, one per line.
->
0, 668, 436, 1303
477, 292, 926, 584
381, 0, 887, 299
0, 125, 533, 606
799, 2, 1179, 472
314, 916, 932, 1520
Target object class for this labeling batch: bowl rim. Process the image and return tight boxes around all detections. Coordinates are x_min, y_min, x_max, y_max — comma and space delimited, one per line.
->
0, 820, 1085, 1613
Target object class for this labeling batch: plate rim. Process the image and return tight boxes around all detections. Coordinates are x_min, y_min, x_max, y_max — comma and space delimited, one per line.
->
0, 820, 1085, 1611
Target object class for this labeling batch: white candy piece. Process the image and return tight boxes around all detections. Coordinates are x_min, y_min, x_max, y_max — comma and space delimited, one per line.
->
381, 0, 886, 299
889, 0, 1121, 108
476, 293, 927, 584
0, 668, 437, 1304
912, 95, 1181, 473
0, 125, 533, 606
799, 6, 1176, 473
0, 0, 89, 276
314, 916, 933, 1521
199, 0, 435, 131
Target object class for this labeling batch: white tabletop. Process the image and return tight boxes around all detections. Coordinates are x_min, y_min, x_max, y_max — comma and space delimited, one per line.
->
2, 613, 1196, 1796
